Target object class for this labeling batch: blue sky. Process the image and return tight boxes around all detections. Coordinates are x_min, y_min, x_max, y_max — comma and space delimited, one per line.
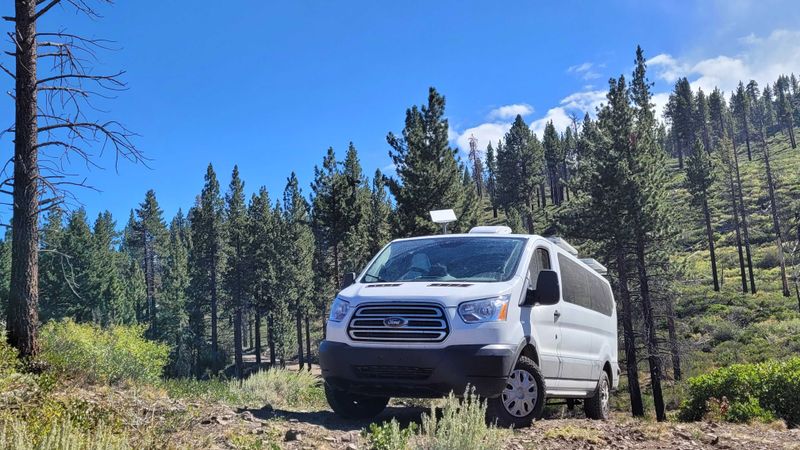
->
1, 0, 799, 226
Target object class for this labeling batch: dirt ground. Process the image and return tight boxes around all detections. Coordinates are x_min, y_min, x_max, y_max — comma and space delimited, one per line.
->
188, 401, 800, 450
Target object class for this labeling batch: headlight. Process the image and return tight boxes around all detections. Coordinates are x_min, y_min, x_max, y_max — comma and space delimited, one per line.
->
458, 295, 510, 323
328, 298, 350, 322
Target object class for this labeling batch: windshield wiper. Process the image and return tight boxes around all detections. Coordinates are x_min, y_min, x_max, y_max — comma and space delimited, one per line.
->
363, 273, 389, 283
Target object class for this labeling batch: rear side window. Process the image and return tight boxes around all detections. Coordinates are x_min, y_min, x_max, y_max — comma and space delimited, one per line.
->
557, 254, 612, 316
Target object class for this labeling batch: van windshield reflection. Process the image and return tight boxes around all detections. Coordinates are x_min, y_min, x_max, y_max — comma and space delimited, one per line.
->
361, 237, 526, 283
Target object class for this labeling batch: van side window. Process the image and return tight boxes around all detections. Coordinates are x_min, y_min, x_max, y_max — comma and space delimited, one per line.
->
527, 248, 551, 289
557, 254, 613, 316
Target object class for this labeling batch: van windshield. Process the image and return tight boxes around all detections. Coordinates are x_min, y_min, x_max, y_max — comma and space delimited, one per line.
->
361, 237, 527, 283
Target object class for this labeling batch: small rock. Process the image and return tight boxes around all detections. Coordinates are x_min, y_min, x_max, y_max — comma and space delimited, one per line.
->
341, 432, 355, 442
323, 436, 337, 443
710, 435, 719, 445
240, 411, 256, 422
285, 429, 303, 442
289, 418, 299, 423
345, 444, 358, 450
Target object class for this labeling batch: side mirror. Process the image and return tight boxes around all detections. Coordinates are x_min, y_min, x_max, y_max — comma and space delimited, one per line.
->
341, 272, 357, 289
524, 270, 560, 306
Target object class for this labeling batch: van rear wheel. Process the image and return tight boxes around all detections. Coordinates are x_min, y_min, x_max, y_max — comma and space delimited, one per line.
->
324, 382, 389, 419
486, 356, 546, 428
584, 371, 611, 420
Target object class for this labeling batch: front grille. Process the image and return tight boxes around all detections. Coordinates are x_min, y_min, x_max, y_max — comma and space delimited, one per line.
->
353, 365, 433, 380
347, 303, 449, 342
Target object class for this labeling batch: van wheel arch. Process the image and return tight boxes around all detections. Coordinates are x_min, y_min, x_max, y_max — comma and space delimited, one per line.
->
602, 361, 613, 387
517, 342, 539, 368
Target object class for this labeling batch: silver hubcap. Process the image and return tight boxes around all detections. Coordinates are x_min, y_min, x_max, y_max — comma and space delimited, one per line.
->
501, 369, 538, 417
600, 379, 610, 417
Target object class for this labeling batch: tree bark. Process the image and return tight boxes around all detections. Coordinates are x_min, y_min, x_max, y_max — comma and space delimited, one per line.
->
305, 315, 312, 371
701, 195, 720, 291
296, 309, 304, 369
762, 147, 791, 297
732, 137, 757, 293
635, 235, 666, 422
7, 0, 40, 358
210, 255, 219, 354
267, 312, 276, 367
255, 310, 262, 366
729, 177, 749, 293
615, 245, 644, 417
233, 305, 243, 379
664, 295, 682, 381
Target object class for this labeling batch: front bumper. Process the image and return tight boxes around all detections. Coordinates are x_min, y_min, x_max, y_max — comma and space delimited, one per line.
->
319, 340, 517, 398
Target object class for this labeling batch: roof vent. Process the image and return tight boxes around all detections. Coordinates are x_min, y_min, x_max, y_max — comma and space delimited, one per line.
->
469, 226, 512, 234
580, 258, 608, 276
546, 236, 578, 257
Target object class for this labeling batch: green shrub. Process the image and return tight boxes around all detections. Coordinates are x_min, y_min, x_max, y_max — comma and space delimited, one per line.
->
0, 339, 18, 377
39, 320, 169, 384
417, 390, 505, 450
0, 418, 131, 450
679, 357, 800, 426
229, 369, 324, 409
364, 419, 415, 450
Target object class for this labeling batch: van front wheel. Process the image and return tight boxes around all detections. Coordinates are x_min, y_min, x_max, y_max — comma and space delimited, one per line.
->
486, 356, 546, 428
324, 382, 388, 420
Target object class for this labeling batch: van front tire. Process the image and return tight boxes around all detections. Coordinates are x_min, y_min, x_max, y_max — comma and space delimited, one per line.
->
486, 356, 546, 428
324, 382, 389, 419
584, 371, 611, 420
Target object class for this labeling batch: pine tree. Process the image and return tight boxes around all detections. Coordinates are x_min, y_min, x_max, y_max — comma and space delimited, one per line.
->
247, 187, 276, 366
0, 232, 11, 320
135, 190, 168, 338
732, 82, 754, 160
281, 173, 314, 370
485, 143, 499, 218
386, 87, 465, 236
496, 115, 543, 232
629, 46, 672, 420
364, 169, 392, 257
162, 210, 191, 375
269, 201, 294, 367
91, 211, 128, 325
60, 209, 94, 322
665, 77, 695, 168
685, 139, 720, 291
775, 75, 798, 148
39, 208, 69, 322
543, 121, 563, 205
458, 167, 481, 231
188, 164, 226, 366
224, 166, 249, 378
694, 88, 712, 153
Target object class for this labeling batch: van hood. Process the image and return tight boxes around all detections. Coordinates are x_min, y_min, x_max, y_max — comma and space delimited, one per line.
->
337, 277, 522, 308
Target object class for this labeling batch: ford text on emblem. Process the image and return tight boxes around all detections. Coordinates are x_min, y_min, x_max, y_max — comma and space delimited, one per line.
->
384, 317, 407, 328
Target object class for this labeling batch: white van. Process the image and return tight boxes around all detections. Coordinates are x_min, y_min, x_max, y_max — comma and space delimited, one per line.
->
319, 227, 619, 427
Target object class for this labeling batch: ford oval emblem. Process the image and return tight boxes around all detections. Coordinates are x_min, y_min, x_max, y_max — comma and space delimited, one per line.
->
384, 317, 407, 328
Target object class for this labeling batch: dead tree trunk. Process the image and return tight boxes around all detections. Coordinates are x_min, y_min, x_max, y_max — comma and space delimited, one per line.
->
233, 305, 243, 379
7, 0, 40, 358
732, 136, 757, 293
210, 256, 219, 354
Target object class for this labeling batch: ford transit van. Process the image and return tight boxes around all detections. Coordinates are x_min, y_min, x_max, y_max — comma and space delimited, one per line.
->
319, 227, 619, 427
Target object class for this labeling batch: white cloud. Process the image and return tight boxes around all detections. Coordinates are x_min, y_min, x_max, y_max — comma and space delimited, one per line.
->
650, 29, 800, 94
455, 122, 511, 154
567, 62, 602, 80
487, 103, 534, 120
647, 53, 688, 83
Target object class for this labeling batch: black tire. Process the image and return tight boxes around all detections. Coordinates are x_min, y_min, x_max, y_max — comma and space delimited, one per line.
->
584, 370, 611, 420
486, 356, 546, 428
324, 382, 389, 419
